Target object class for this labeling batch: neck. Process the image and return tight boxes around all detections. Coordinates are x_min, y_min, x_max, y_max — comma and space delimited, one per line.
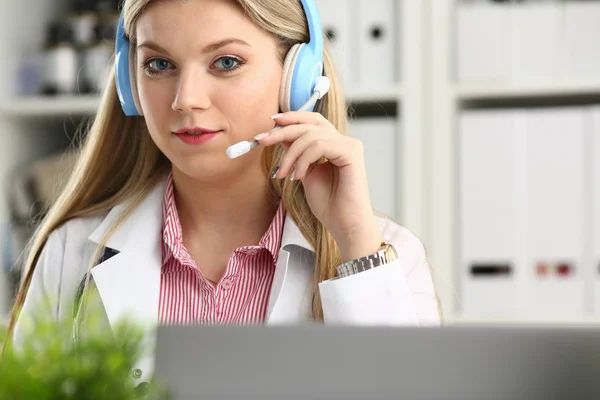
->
171, 164, 278, 244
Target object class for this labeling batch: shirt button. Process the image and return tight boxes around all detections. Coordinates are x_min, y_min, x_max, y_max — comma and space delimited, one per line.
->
222, 279, 233, 289
132, 368, 143, 379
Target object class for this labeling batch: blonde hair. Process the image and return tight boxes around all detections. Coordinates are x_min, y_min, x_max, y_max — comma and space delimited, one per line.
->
8, 0, 349, 335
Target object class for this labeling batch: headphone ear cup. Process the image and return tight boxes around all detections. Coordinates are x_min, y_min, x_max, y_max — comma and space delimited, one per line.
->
279, 44, 303, 113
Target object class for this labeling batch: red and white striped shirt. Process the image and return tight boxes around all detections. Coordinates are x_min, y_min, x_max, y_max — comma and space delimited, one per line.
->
158, 173, 285, 325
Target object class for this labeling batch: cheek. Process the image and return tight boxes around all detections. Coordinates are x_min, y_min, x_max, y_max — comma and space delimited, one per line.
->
138, 78, 173, 116
137, 79, 175, 139
224, 68, 282, 133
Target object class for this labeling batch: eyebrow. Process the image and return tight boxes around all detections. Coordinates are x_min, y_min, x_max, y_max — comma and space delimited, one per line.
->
136, 38, 251, 54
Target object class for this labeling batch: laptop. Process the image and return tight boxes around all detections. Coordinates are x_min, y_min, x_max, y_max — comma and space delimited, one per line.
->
153, 324, 600, 400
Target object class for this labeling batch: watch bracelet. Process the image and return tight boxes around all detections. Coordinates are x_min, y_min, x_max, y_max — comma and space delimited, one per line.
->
335, 249, 387, 278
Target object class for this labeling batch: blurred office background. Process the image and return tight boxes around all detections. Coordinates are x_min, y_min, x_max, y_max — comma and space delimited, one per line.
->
1, 0, 600, 327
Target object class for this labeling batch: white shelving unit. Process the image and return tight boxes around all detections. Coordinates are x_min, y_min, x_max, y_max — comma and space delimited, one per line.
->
0, 0, 74, 319
0, 1, 428, 320
428, 0, 600, 325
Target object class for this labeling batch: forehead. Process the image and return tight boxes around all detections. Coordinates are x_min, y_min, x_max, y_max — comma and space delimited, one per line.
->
136, 0, 264, 45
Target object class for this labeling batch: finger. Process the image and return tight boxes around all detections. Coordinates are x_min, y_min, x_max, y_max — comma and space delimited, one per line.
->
271, 111, 330, 128
291, 139, 351, 181
254, 123, 314, 147
276, 130, 325, 178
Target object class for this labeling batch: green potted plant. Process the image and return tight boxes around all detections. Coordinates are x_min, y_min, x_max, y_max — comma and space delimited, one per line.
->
0, 308, 170, 399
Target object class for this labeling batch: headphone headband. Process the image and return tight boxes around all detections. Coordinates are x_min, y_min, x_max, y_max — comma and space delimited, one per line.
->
300, 0, 323, 59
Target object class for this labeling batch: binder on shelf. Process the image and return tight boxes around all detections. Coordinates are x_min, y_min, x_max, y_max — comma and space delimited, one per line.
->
562, 2, 600, 79
347, 117, 397, 219
315, 0, 355, 93
456, 3, 511, 83
523, 108, 586, 319
592, 107, 600, 316
458, 110, 522, 318
356, 0, 397, 89
510, 3, 561, 81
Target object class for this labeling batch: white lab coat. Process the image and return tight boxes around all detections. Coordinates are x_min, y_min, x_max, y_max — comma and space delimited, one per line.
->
13, 174, 440, 386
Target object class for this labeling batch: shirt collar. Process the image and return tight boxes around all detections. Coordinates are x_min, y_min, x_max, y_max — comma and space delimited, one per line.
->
257, 199, 286, 263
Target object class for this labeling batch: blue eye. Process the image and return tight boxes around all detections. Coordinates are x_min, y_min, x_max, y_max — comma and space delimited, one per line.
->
215, 56, 241, 71
148, 59, 172, 71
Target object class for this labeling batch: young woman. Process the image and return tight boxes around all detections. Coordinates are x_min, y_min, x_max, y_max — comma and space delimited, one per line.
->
9, 0, 440, 387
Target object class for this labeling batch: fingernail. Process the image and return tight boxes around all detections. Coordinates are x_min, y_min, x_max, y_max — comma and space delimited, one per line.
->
290, 172, 295, 181
254, 132, 270, 140
270, 165, 280, 179
271, 113, 284, 119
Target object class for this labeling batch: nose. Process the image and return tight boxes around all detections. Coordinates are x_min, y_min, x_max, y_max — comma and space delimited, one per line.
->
172, 66, 211, 113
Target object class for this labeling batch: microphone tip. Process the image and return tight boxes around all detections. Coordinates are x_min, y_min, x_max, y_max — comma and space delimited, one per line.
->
226, 141, 250, 159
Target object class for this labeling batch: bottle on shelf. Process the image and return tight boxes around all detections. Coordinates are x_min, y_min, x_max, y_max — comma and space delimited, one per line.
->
83, 19, 117, 94
68, 0, 100, 94
69, 0, 98, 47
41, 21, 78, 95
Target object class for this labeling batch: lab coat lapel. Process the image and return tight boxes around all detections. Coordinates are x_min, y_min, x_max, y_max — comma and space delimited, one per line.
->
266, 214, 316, 324
88, 177, 167, 331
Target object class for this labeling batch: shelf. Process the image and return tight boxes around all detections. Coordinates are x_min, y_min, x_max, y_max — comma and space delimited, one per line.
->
346, 86, 402, 103
445, 314, 600, 326
0, 88, 402, 118
0, 95, 100, 118
455, 80, 600, 101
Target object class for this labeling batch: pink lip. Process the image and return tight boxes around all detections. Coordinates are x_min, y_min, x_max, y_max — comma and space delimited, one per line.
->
173, 130, 221, 146
174, 127, 220, 134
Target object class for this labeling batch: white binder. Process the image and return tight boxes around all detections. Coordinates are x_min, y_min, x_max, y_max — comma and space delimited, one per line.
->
510, 3, 561, 81
460, 108, 588, 321
592, 107, 600, 316
459, 110, 522, 318
456, 3, 511, 82
563, 2, 600, 79
347, 117, 397, 219
524, 108, 586, 319
356, 0, 397, 89
315, 0, 355, 92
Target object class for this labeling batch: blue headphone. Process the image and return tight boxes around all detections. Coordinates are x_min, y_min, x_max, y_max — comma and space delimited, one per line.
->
114, 0, 324, 116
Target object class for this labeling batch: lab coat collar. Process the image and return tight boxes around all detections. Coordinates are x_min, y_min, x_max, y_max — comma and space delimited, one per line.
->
88, 176, 167, 252
280, 213, 314, 253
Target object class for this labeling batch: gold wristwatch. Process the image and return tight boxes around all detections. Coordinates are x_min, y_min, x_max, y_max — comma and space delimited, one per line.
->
335, 242, 398, 278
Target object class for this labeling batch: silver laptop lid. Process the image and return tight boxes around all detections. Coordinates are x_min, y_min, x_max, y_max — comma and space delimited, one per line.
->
154, 325, 600, 400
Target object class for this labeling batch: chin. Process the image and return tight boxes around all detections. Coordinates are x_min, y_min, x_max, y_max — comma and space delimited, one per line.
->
172, 161, 223, 181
